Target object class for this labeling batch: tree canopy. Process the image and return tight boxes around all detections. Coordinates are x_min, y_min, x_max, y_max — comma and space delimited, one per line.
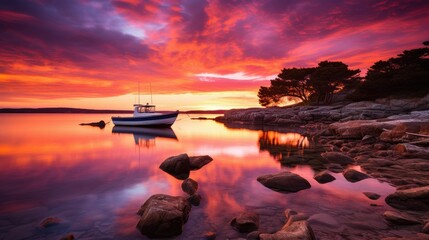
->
351, 43, 429, 100
258, 61, 360, 106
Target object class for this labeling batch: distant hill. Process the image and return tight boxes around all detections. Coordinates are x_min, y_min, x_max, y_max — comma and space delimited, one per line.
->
0, 107, 227, 114
0, 108, 133, 114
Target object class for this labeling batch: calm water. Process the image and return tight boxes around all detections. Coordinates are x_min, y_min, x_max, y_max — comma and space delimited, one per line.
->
0, 114, 397, 239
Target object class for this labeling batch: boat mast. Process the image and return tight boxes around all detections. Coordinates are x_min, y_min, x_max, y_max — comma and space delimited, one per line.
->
138, 80, 141, 105
150, 82, 153, 105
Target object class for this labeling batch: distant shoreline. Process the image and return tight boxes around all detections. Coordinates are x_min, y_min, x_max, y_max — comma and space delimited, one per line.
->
0, 107, 226, 114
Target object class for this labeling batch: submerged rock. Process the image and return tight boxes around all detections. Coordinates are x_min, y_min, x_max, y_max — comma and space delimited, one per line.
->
230, 212, 260, 233
188, 193, 202, 206
383, 211, 421, 225
136, 194, 191, 238
313, 171, 336, 184
385, 186, 429, 211
343, 168, 370, 183
257, 171, 311, 193
39, 217, 62, 228
363, 192, 381, 200
181, 178, 198, 195
189, 155, 213, 170
321, 152, 354, 165
159, 154, 191, 179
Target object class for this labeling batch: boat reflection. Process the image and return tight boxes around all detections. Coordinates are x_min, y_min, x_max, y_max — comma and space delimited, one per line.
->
112, 126, 178, 148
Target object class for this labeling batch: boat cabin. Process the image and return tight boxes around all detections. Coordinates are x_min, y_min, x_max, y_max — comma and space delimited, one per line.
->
134, 103, 156, 114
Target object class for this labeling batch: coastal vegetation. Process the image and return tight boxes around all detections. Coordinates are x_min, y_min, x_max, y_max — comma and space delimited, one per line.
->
258, 42, 429, 106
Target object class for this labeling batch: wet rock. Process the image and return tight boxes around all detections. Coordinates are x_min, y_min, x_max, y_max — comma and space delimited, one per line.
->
343, 168, 370, 183
328, 163, 344, 173
313, 171, 336, 184
60, 234, 74, 240
385, 186, 429, 211
247, 231, 260, 240
39, 217, 62, 228
423, 222, 429, 234
159, 153, 191, 179
321, 152, 354, 165
383, 211, 421, 225
363, 192, 381, 200
394, 143, 429, 159
136, 194, 191, 238
203, 231, 216, 240
257, 171, 311, 193
230, 212, 260, 233
189, 155, 213, 170
362, 135, 377, 144
259, 220, 316, 240
181, 178, 198, 195
188, 193, 201, 206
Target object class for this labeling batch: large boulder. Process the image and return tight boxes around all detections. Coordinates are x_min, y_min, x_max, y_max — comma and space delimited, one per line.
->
385, 186, 429, 211
189, 155, 213, 170
159, 154, 191, 179
136, 194, 192, 238
230, 212, 260, 233
343, 169, 370, 183
260, 220, 316, 240
321, 152, 354, 165
257, 171, 311, 193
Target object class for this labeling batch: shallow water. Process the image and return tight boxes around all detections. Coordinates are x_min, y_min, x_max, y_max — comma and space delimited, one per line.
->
0, 113, 405, 239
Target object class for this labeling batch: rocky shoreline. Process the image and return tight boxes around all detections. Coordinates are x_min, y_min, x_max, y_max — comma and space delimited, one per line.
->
214, 95, 429, 239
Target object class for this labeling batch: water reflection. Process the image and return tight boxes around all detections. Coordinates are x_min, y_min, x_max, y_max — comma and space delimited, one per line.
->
0, 114, 397, 239
112, 126, 177, 148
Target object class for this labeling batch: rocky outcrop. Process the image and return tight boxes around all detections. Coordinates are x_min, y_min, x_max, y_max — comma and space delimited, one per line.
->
257, 171, 311, 193
136, 194, 191, 238
385, 186, 429, 211
230, 212, 260, 233
189, 155, 213, 170
159, 154, 191, 179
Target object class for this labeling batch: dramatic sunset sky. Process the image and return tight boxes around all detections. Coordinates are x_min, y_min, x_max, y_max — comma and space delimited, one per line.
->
1, 0, 428, 110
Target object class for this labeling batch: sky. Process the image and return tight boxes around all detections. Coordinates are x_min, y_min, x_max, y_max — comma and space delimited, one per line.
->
1, 0, 428, 111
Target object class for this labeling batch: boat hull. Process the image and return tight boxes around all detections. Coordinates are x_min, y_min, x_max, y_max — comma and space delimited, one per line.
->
111, 111, 179, 127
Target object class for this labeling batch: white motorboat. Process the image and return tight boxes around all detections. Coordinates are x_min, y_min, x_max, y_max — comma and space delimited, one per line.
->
112, 104, 179, 127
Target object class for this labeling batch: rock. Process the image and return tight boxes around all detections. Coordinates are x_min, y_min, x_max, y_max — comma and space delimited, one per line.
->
203, 231, 216, 240
362, 135, 377, 144
247, 231, 261, 240
188, 193, 202, 206
230, 212, 259, 233
39, 217, 62, 228
423, 222, 429, 234
189, 155, 213, 170
313, 171, 336, 184
394, 143, 429, 159
383, 211, 421, 225
321, 152, 354, 165
181, 178, 198, 195
363, 192, 381, 200
385, 186, 429, 211
159, 154, 191, 179
60, 234, 74, 240
136, 194, 191, 238
257, 171, 311, 193
259, 220, 316, 240
343, 169, 370, 183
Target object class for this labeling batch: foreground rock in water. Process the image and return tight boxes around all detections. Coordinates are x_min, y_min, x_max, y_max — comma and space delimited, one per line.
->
383, 211, 421, 225
313, 171, 336, 184
136, 194, 191, 238
385, 186, 429, 211
343, 168, 370, 183
159, 153, 191, 179
257, 171, 311, 193
230, 212, 260, 233
321, 152, 354, 165
181, 178, 198, 195
260, 221, 316, 240
189, 155, 213, 170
